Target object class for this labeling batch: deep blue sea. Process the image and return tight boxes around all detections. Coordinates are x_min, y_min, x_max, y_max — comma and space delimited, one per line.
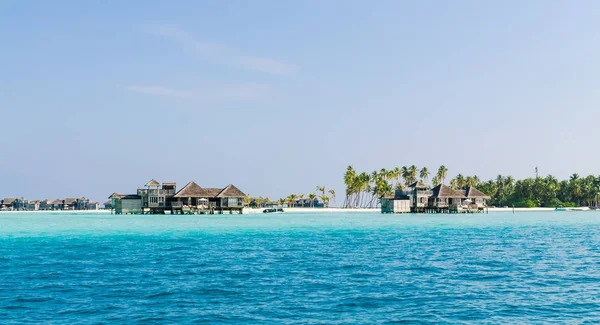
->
2, 211, 600, 324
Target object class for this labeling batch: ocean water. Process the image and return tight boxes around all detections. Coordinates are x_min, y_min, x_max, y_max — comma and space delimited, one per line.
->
2, 212, 600, 324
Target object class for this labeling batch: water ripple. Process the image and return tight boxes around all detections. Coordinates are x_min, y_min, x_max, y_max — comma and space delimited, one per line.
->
2, 212, 600, 323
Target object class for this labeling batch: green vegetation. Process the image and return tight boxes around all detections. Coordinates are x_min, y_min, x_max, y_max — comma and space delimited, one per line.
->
478, 174, 600, 208
343, 165, 600, 208
245, 185, 336, 208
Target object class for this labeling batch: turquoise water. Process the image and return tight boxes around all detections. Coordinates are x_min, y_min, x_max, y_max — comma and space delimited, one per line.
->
2, 212, 600, 324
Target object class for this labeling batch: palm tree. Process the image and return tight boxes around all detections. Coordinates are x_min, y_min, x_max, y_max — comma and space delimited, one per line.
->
465, 175, 477, 188
316, 185, 326, 197
419, 167, 430, 183
456, 174, 465, 189
321, 195, 331, 208
401, 166, 409, 188
288, 194, 297, 207
344, 166, 357, 208
243, 194, 251, 207
328, 189, 336, 205
308, 193, 317, 208
256, 196, 264, 208
392, 167, 401, 187
297, 193, 305, 207
436, 165, 448, 184
450, 179, 458, 189
408, 165, 418, 186
278, 198, 286, 207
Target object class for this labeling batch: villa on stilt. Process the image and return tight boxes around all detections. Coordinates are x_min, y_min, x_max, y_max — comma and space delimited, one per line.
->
381, 182, 490, 214
109, 179, 245, 215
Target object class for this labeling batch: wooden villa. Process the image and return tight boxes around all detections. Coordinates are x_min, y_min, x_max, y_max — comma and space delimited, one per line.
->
381, 183, 490, 214
109, 179, 245, 215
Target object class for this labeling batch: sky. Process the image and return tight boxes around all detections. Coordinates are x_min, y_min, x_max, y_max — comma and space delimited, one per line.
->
1, 1, 600, 203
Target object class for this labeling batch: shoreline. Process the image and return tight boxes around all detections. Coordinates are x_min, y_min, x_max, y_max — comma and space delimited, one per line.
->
0, 207, 594, 215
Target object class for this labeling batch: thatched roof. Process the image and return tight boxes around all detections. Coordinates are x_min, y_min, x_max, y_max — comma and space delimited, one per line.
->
174, 181, 206, 198
108, 192, 123, 199
103, 201, 112, 206
52, 199, 63, 205
465, 187, 490, 199
145, 179, 161, 187
430, 184, 464, 198
2, 198, 16, 204
203, 188, 222, 197
64, 198, 77, 204
409, 181, 429, 189
216, 184, 246, 198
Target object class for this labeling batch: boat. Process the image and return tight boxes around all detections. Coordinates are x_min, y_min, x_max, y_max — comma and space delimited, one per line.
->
263, 208, 284, 213
555, 206, 584, 212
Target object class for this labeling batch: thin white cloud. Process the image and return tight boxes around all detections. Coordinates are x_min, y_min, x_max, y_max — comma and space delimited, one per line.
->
143, 24, 298, 76
127, 83, 273, 101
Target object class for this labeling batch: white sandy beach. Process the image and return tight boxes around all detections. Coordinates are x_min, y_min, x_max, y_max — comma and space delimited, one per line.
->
0, 207, 595, 215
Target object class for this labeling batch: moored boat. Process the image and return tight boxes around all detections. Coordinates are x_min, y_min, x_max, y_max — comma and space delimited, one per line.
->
263, 208, 285, 213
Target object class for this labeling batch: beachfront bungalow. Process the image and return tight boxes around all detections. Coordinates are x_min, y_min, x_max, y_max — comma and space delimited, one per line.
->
381, 184, 490, 214
406, 181, 433, 213
428, 184, 464, 210
27, 200, 40, 211
1, 198, 16, 211
87, 202, 100, 210
103, 200, 112, 210
294, 198, 325, 208
137, 179, 177, 212
51, 199, 63, 210
1, 198, 27, 211
110, 179, 245, 215
172, 181, 211, 210
39, 199, 53, 210
63, 198, 77, 210
110, 193, 142, 214
213, 184, 245, 212
381, 191, 411, 213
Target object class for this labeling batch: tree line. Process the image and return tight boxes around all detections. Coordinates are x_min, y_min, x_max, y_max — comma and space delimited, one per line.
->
244, 186, 336, 208
343, 165, 600, 208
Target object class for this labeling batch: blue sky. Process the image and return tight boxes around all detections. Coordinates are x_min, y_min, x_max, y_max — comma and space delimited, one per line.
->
1, 1, 600, 203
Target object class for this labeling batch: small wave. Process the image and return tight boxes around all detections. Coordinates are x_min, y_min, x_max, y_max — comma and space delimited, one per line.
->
14, 297, 53, 303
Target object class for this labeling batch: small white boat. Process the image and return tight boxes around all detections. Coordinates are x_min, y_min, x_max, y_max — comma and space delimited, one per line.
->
263, 208, 285, 214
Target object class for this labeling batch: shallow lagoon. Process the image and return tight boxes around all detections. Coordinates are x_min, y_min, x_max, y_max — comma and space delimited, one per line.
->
1, 211, 600, 323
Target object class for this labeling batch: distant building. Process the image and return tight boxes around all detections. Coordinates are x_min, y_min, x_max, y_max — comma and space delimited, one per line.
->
103, 201, 112, 210
27, 200, 40, 211
52, 199, 63, 210
63, 198, 77, 210
39, 199, 53, 210
294, 198, 325, 208
110, 179, 245, 215
382, 182, 490, 214
86, 202, 100, 210
1, 198, 27, 211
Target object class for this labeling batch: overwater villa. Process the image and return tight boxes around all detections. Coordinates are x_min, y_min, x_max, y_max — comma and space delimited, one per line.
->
109, 179, 246, 215
381, 182, 490, 214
